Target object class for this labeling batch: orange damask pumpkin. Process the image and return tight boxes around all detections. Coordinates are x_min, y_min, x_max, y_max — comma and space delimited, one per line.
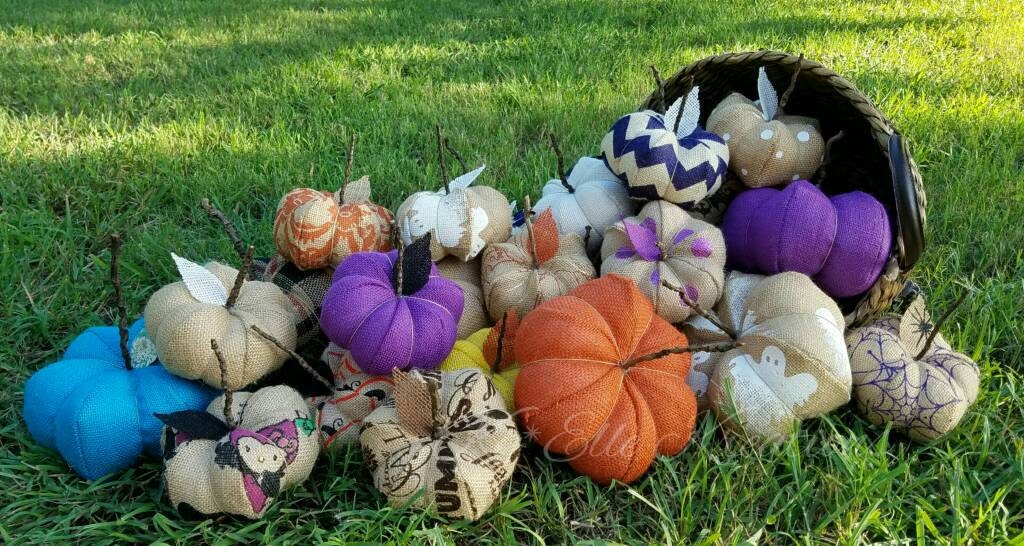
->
514, 275, 698, 484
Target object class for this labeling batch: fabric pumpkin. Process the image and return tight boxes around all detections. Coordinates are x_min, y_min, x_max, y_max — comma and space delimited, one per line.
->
514, 275, 698, 484
360, 368, 520, 521
158, 385, 319, 519
273, 177, 394, 271
306, 343, 395, 449
706, 67, 825, 188
601, 88, 729, 206
845, 296, 980, 441
482, 208, 596, 321
439, 311, 520, 409
252, 255, 333, 350
396, 165, 512, 262
600, 200, 726, 323
319, 235, 464, 375
145, 255, 297, 390
722, 179, 891, 298
533, 157, 634, 254
23, 319, 216, 480
436, 256, 489, 340
682, 272, 851, 441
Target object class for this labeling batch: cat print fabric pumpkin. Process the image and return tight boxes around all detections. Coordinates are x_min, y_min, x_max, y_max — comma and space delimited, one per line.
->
306, 344, 395, 449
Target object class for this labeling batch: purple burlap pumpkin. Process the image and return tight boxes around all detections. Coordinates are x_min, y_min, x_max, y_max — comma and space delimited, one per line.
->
319, 235, 464, 375
722, 180, 891, 298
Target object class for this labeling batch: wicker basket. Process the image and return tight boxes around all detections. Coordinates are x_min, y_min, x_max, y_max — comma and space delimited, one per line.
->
643, 50, 927, 327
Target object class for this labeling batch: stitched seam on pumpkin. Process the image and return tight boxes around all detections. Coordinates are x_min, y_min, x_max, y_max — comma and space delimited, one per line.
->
519, 364, 620, 414
69, 369, 122, 478
623, 378, 649, 469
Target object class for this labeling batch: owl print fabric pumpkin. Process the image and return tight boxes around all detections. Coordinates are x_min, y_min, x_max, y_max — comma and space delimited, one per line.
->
706, 67, 825, 188
514, 275, 698, 484
439, 311, 521, 410
360, 368, 520, 521
306, 344, 395, 449
601, 87, 730, 206
600, 200, 726, 324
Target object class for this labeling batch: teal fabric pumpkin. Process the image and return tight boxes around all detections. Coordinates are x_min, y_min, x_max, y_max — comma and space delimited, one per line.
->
23, 319, 217, 480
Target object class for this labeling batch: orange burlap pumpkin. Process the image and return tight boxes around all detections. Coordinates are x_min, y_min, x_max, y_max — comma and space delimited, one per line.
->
514, 275, 697, 484
273, 178, 393, 271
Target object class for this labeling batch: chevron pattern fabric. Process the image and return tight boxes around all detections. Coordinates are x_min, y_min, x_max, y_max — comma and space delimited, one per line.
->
601, 110, 729, 206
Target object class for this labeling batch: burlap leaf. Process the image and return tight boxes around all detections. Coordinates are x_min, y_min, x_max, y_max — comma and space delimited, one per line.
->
171, 253, 228, 305
482, 310, 519, 371
393, 369, 437, 437
155, 410, 229, 441
530, 209, 560, 265
676, 86, 701, 138
340, 176, 372, 204
898, 295, 934, 356
757, 67, 779, 121
396, 234, 433, 296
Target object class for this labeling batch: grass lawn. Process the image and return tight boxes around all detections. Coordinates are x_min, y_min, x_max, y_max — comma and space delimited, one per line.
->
2, 0, 1022, 543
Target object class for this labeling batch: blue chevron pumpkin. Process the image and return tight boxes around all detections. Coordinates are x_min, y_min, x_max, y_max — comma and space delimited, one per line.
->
601, 107, 729, 206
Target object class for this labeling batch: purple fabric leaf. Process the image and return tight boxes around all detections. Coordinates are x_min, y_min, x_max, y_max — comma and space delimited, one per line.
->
690, 237, 713, 258
623, 217, 661, 261
672, 228, 695, 246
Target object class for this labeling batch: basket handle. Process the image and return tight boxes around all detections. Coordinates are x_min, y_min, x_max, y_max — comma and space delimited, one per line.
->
888, 132, 925, 269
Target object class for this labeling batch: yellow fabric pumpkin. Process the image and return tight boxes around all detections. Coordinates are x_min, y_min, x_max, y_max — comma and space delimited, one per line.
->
439, 311, 520, 409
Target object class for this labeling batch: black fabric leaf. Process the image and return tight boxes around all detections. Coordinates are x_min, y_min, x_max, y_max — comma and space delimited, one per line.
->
154, 410, 230, 441
396, 233, 433, 295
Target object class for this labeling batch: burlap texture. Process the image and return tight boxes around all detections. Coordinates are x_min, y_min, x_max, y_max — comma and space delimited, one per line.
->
305, 344, 395, 449
682, 271, 851, 442
436, 256, 490, 339
481, 209, 596, 321
162, 385, 319, 519
706, 93, 825, 188
601, 200, 726, 324
145, 262, 297, 390
514, 275, 697, 485
253, 255, 333, 349
360, 368, 520, 521
438, 312, 520, 409
273, 177, 393, 271
845, 297, 980, 441
396, 185, 512, 262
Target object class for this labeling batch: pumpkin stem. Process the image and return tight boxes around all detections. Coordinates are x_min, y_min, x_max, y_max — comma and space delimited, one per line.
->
583, 225, 592, 249
915, 287, 971, 360
343, 130, 357, 186
210, 339, 236, 429
443, 135, 468, 175
673, 75, 696, 134
777, 53, 805, 112
200, 198, 248, 265
491, 311, 510, 373
621, 342, 743, 369
660, 280, 738, 339
108, 234, 132, 370
436, 124, 451, 194
250, 325, 334, 392
395, 240, 406, 295
547, 132, 572, 192
428, 379, 442, 438
522, 195, 540, 268
650, 64, 666, 112
225, 245, 254, 309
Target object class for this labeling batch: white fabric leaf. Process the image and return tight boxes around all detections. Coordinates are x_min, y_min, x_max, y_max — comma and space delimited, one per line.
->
447, 164, 486, 191
676, 85, 702, 138
757, 67, 778, 121
171, 253, 227, 305
663, 96, 683, 134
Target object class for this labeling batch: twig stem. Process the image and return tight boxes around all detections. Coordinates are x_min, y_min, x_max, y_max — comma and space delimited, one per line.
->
443, 136, 468, 175
547, 132, 572, 192
250, 325, 334, 391
225, 245, 254, 309
395, 241, 406, 294
201, 198, 247, 263
522, 195, 539, 268
651, 65, 666, 111
436, 124, 450, 194
778, 53, 805, 111
491, 312, 510, 372
622, 342, 743, 369
660, 280, 738, 339
210, 339, 235, 428
109, 234, 132, 370
343, 131, 357, 185
916, 288, 971, 360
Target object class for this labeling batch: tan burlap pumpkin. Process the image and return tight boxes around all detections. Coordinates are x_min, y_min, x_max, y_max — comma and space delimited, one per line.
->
706, 67, 825, 188
601, 200, 726, 324
682, 271, 851, 441
481, 207, 596, 321
845, 295, 980, 442
436, 256, 490, 339
145, 256, 297, 389
158, 385, 319, 519
360, 368, 520, 521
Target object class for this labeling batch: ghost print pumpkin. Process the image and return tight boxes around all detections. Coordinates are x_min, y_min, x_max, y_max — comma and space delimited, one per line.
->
706, 67, 825, 188
306, 344, 394, 448
681, 272, 852, 441
158, 385, 319, 519
845, 294, 980, 441
319, 234, 464, 375
482, 206, 596, 321
601, 87, 729, 205
360, 368, 520, 521
145, 254, 297, 390
436, 256, 489, 340
439, 311, 521, 409
514, 275, 698, 484
600, 200, 726, 323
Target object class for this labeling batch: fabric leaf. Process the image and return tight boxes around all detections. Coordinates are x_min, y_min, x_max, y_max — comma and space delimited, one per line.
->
757, 67, 779, 121
155, 410, 230, 440
483, 310, 520, 371
172, 253, 228, 305
447, 164, 486, 191
393, 369, 436, 437
530, 209, 560, 265
340, 175, 372, 204
663, 96, 683, 133
622, 217, 661, 261
899, 294, 934, 355
675, 86, 702, 138
395, 233, 433, 296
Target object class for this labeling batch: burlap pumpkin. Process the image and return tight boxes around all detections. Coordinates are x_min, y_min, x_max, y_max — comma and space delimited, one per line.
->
273, 177, 394, 271
396, 166, 512, 262
439, 311, 520, 410
600, 200, 726, 324
481, 208, 596, 321
514, 275, 697, 485
533, 157, 634, 254
157, 385, 319, 519
305, 343, 394, 449
145, 256, 297, 390
706, 68, 824, 188
601, 88, 729, 206
682, 272, 851, 441
436, 256, 489, 340
360, 368, 520, 521
845, 295, 980, 442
